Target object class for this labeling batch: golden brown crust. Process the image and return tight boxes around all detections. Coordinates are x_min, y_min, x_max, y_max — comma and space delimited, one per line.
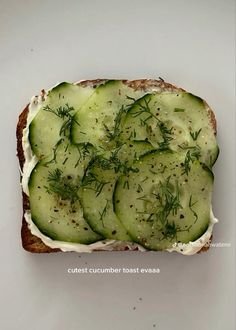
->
204, 101, 217, 135
16, 105, 28, 169
17, 79, 215, 253
125, 79, 186, 92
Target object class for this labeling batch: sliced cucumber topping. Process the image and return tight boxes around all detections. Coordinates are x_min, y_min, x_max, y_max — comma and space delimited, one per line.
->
81, 164, 131, 241
29, 82, 95, 159
29, 142, 101, 243
26, 80, 218, 249
80, 141, 154, 241
114, 151, 213, 250
122, 92, 218, 167
71, 80, 146, 149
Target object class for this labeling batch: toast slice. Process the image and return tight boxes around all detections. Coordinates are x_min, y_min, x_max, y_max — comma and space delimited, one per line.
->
16, 79, 217, 253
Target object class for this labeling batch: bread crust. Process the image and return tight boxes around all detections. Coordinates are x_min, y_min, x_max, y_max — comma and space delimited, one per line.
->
16, 79, 215, 253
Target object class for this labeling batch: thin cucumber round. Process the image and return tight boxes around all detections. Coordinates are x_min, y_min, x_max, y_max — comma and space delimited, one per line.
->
29, 82, 95, 158
121, 92, 218, 167
28, 142, 101, 243
114, 150, 213, 250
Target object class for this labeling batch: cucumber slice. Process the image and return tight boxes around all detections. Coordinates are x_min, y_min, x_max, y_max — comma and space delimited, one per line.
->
80, 141, 153, 241
81, 165, 131, 241
122, 92, 218, 167
114, 151, 213, 250
29, 82, 95, 159
71, 80, 146, 150
29, 142, 101, 243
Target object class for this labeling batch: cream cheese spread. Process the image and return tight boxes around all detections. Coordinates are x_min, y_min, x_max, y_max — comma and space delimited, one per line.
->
21, 84, 218, 255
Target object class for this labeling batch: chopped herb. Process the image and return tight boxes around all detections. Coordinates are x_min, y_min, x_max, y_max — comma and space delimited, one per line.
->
190, 128, 202, 141
75, 143, 92, 167
130, 97, 173, 150
156, 177, 182, 224
189, 195, 198, 223
160, 165, 167, 173
136, 195, 152, 202
99, 199, 109, 226
46, 168, 79, 203
157, 122, 173, 150
149, 169, 158, 175
62, 157, 68, 165
174, 108, 185, 112
91, 146, 139, 175
44, 138, 63, 165
181, 146, 201, 175
43, 103, 79, 137
128, 128, 137, 139
104, 105, 126, 140
126, 95, 136, 102
136, 176, 182, 231
161, 221, 178, 240
137, 184, 143, 193
82, 172, 109, 197
123, 180, 129, 189
141, 176, 148, 183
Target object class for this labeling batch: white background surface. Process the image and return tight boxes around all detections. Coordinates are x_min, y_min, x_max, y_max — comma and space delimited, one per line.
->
0, 0, 235, 329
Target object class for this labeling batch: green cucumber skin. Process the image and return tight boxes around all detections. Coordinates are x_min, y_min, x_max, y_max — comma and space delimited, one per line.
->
71, 80, 147, 148
78, 140, 156, 241
121, 92, 218, 168
79, 159, 132, 241
113, 150, 213, 251
29, 82, 95, 158
28, 144, 102, 244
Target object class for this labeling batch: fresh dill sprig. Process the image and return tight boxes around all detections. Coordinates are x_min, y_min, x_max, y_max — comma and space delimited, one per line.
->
131, 97, 153, 120
156, 176, 182, 224
136, 176, 182, 226
43, 103, 79, 137
137, 184, 143, 193
174, 108, 185, 112
91, 154, 113, 171
46, 168, 79, 203
47, 168, 62, 181
181, 146, 201, 175
103, 95, 138, 141
75, 143, 92, 168
136, 195, 152, 202
130, 97, 173, 150
159, 165, 167, 174
160, 221, 194, 241
161, 221, 178, 240
157, 122, 174, 150
126, 95, 136, 102
43, 103, 74, 119
99, 199, 109, 227
123, 180, 129, 189
44, 138, 64, 165
82, 172, 110, 197
190, 128, 202, 141
91, 146, 139, 175
103, 96, 138, 141
128, 128, 137, 139
104, 105, 126, 141
189, 195, 198, 223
